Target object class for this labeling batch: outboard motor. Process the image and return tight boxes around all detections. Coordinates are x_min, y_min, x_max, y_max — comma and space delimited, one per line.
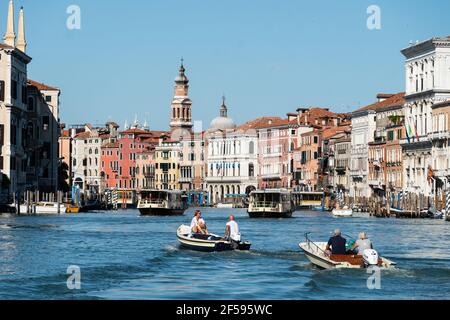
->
362, 249, 379, 267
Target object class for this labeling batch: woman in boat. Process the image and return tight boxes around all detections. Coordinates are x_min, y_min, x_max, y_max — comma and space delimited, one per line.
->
351, 232, 373, 255
190, 210, 209, 235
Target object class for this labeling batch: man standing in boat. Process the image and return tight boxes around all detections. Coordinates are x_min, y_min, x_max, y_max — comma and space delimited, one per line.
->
224, 215, 241, 249
325, 229, 347, 255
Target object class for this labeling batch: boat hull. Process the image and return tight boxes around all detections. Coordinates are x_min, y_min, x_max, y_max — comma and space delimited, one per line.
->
139, 207, 186, 216
176, 225, 251, 252
248, 210, 293, 218
299, 242, 396, 269
332, 209, 353, 217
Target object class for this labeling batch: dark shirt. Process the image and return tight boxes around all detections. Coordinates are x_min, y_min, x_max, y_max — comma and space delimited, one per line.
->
327, 235, 347, 255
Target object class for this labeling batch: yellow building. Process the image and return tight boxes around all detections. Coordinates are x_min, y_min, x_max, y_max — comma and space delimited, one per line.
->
154, 140, 181, 190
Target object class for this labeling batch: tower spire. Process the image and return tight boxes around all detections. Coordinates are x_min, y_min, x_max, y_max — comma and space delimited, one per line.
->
4, 0, 15, 47
17, 6, 26, 52
220, 95, 228, 118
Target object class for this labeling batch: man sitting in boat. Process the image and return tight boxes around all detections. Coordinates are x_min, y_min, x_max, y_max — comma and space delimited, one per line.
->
190, 211, 209, 235
325, 229, 347, 255
351, 232, 373, 255
224, 215, 241, 248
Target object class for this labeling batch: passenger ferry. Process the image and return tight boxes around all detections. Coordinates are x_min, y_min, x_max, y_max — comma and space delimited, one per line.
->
247, 189, 294, 218
292, 191, 324, 209
137, 190, 188, 216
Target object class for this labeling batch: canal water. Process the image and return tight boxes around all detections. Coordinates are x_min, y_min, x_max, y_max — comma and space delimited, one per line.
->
0, 208, 449, 300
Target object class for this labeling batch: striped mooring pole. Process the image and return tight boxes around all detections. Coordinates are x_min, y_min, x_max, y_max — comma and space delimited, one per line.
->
113, 189, 118, 210
445, 189, 450, 219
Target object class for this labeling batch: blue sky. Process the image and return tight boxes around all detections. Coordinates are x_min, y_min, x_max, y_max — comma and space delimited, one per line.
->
8, 0, 450, 130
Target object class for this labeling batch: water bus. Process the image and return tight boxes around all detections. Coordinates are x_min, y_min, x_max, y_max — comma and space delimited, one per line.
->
247, 189, 294, 218
137, 190, 188, 216
292, 191, 324, 210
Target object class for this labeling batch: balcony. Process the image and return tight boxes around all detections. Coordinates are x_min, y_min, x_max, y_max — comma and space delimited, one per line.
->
368, 178, 385, 188
428, 131, 450, 141
179, 177, 193, 183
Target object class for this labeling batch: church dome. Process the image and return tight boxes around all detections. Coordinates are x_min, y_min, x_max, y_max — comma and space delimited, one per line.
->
209, 96, 236, 130
210, 116, 236, 130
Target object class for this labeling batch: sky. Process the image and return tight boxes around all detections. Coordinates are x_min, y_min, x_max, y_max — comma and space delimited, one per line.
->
6, 0, 450, 130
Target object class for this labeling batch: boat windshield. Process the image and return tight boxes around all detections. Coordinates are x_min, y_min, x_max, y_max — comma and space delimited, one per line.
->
251, 193, 286, 208
140, 191, 168, 204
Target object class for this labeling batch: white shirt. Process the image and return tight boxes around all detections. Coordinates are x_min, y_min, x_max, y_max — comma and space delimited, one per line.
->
226, 220, 240, 241
190, 217, 199, 229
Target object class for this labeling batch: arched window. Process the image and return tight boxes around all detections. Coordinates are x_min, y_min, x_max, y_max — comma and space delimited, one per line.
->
95, 148, 98, 155
89, 148, 92, 155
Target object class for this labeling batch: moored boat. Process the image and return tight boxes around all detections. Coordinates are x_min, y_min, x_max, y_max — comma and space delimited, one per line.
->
247, 189, 294, 218
176, 225, 251, 252
138, 190, 188, 216
298, 234, 395, 269
332, 208, 353, 217
15, 202, 67, 215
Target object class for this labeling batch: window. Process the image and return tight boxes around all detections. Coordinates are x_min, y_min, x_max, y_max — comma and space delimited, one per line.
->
45, 95, 52, 103
43, 116, 50, 130
249, 163, 254, 177
0, 80, 5, 101
22, 85, 27, 104
11, 80, 17, 100
27, 97, 34, 111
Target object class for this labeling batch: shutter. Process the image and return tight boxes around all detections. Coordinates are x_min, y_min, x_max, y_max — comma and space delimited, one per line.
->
0, 81, 5, 101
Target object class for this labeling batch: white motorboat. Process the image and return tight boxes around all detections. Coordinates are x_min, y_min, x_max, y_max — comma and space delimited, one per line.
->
298, 234, 396, 269
332, 207, 353, 217
216, 203, 234, 209
176, 225, 251, 252
17, 202, 66, 215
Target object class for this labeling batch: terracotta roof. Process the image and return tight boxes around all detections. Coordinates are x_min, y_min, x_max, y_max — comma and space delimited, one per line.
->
120, 128, 149, 134
102, 142, 119, 148
321, 125, 351, 140
355, 92, 405, 113
27, 79, 59, 91
74, 131, 91, 139
60, 130, 71, 138
237, 117, 289, 130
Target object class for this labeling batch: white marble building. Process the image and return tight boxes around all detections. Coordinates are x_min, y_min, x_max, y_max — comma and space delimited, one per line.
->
401, 37, 450, 197
349, 110, 376, 199
205, 99, 258, 204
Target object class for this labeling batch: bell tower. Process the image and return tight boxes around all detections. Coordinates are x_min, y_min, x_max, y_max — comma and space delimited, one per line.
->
170, 59, 193, 132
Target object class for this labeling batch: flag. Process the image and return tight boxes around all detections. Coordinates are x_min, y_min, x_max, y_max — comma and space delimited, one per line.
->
413, 118, 420, 140
404, 116, 411, 143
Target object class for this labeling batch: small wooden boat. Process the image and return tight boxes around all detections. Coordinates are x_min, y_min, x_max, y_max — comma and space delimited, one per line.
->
66, 205, 80, 214
176, 225, 251, 252
299, 234, 395, 269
